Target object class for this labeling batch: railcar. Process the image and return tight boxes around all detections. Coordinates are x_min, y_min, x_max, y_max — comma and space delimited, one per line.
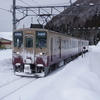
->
12, 27, 89, 77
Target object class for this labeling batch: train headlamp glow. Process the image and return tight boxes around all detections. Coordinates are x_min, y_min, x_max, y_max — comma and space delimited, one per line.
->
39, 52, 46, 56
16, 52, 19, 54
39, 52, 43, 55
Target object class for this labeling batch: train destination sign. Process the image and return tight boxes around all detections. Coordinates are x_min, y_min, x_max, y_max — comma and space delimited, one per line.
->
36, 31, 47, 37
14, 32, 22, 36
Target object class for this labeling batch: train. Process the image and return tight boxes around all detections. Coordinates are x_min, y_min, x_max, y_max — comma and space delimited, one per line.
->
12, 26, 89, 77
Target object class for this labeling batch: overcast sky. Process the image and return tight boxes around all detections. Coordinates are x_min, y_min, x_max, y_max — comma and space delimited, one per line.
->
0, 0, 76, 32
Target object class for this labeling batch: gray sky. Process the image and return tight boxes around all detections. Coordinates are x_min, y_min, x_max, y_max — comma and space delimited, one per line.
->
0, 0, 76, 32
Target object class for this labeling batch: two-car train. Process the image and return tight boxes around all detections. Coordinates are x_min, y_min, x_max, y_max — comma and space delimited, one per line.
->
12, 27, 89, 77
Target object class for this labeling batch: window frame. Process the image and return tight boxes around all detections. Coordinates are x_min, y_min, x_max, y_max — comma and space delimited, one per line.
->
25, 38, 33, 48
13, 31, 23, 47
36, 31, 47, 48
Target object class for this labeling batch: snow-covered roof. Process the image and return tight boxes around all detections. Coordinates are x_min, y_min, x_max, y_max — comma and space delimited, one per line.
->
0, 37, 12, 42
0, 32, 12, 41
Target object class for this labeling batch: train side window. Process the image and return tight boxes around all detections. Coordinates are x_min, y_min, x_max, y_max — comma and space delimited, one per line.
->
54, 39, 57, 50
63, 40, 66, 49
25, 38, 33, 48
66, 40, 69, 49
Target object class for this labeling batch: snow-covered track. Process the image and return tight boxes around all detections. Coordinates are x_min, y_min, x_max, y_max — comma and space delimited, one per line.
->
0, 77, 37, 100
0, 77, 22, 88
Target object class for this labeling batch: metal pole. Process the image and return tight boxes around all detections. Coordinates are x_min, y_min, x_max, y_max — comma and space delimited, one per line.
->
31, 17, 33, 24
70, 0, 72, 5
13, 0, 16, 31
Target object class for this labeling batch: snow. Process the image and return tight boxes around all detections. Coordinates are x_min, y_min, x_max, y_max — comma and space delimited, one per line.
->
0, 42, 100, 100
0, 32, 12, 41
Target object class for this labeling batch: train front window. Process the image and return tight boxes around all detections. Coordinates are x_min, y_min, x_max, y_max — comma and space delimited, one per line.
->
14, 32, 23, 47
36, 31, 47, 48
25, 38, 33, 48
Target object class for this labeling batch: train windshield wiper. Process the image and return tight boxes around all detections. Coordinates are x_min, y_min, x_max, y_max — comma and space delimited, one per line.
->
37, 44, 42, 49
17, 39, 21, 49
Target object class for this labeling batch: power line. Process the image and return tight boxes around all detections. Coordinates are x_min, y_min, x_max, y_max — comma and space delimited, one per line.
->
31, 0, 50, 14
20, 0, 50, 15
31, 0, 41, 6
46, 3, 70, 6
19, 0, 38, 15
20, 0, 32, 7
0, 7, 11, 13
31, 0, 69, 6
20, 0, 49, 14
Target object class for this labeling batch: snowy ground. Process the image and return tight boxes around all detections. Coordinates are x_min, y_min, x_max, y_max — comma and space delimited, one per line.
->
0, 43, 100, 100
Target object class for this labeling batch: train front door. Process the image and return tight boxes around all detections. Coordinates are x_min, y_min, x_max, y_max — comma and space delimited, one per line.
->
23, 35, 34, 64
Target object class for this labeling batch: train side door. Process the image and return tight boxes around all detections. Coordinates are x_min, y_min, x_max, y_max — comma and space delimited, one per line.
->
23, 35, 34, 64
50, 37, 53, 62
58, 38, 61, 58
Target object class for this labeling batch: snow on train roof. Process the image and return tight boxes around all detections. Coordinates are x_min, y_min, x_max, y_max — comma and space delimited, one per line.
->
0, 32, 12, 41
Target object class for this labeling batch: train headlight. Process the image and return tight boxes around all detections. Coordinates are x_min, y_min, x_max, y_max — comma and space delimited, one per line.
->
39, 52, 46, 56
39, 52, 43, 55
16, 52, 19, 54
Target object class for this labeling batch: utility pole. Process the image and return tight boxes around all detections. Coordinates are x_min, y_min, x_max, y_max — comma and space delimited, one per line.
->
13, 0, 16, 31
70, 0, 72, 5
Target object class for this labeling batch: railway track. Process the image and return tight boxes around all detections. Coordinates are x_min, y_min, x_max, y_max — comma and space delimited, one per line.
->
0, 77, 22, 88
0, 77, 37, 100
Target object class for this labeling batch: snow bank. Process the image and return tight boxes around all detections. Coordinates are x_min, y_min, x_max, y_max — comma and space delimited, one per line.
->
89, 41, 100, 78
0, 49, 19, 88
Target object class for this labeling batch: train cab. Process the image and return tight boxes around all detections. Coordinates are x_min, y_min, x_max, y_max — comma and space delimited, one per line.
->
12, 28, 49, 77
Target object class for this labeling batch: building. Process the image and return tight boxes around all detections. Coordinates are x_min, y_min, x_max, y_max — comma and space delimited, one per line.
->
0, 37, 12, 49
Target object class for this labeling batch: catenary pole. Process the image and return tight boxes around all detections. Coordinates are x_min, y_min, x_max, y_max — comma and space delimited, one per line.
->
70, 0, 72, 5
13, 0, 16, 31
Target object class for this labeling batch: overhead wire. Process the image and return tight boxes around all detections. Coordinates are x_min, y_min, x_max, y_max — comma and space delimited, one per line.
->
31, 0, 54, 25
19, 0, 38, 15
31, 0, 70, 14
0, 8, 12, 25
18, 0, 69, 15
31, 0, 50, 14
31, 0, 41, 6
0, 7, 11, 13
47, 3, 70, 6
19, 0, 51, 23
15, 0, 70, 27
32, 0, 69, 6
